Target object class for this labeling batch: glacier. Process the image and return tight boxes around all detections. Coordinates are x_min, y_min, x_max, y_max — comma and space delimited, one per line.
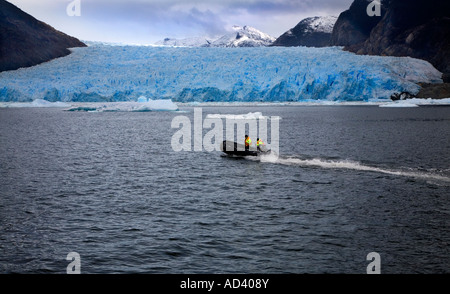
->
0, 44, 443, 103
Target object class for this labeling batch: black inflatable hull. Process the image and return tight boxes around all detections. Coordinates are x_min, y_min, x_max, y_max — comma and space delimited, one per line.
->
221, 140, 263, 157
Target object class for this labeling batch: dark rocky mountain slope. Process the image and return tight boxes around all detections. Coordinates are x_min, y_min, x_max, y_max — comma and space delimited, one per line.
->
272, 16, 337, 47
0, 0, 86, 72
332, 0, 450, 82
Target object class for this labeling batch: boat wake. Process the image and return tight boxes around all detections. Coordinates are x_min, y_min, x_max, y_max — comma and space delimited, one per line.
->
252, 153, 450, 184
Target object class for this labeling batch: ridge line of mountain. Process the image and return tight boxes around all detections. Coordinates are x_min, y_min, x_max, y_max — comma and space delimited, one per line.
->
0, 0, 86, 72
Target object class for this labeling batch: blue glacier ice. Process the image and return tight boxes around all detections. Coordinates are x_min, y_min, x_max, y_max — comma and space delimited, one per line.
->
0, 45, 443, 102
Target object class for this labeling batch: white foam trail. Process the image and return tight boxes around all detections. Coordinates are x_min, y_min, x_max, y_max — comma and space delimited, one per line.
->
206, 112, 269, 120
257, 153, 450, 183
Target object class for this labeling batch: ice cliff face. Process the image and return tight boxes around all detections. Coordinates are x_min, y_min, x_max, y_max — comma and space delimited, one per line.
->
0, 45, 442, 102
154, 37, 213, 47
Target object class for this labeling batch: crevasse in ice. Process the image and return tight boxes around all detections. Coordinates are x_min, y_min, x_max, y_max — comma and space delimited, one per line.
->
0, 45, 442, 102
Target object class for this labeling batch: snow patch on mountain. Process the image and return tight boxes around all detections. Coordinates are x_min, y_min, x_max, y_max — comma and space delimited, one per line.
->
155, 25, 275, 48
303, 16, 338, 34
207, 26, 275, 47
272, 16, 338, 47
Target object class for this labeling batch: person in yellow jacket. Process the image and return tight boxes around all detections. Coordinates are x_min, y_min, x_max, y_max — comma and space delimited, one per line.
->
244, 135, 252, 151
256, 138, 264, 151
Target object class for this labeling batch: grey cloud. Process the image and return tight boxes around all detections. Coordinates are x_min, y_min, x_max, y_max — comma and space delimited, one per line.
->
206, 0, 353, 15
12, 0, 354, 42
80, 0, 227, 36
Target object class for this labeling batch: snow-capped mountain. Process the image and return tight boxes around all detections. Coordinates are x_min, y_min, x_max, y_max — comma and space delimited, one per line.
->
272, 16, 338, 47
302, 16, 337, 34
206, 26, 276, 47
155, 25, 275, 48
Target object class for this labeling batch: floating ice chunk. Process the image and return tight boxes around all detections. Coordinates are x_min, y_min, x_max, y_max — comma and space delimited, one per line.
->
31, 99, 72, 107
379, 98, 450, 107
0, 99, 72, 108
379, 102, 419, 107
137, 96, 148, 103
406, 98, 450, 105
65, 99, 178, 112
144, 99, 178, 111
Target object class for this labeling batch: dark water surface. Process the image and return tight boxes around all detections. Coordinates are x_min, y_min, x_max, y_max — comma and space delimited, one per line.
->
0, 105, 449, 273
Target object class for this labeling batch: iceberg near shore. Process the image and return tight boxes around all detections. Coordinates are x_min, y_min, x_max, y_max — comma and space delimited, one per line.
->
0, 99, 71, 108
65, 98, 179, 112
378, 98, 450, 107
0, 97, 179, 112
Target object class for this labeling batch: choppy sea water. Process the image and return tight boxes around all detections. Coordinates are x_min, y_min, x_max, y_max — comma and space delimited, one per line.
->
0, 105, 449, 273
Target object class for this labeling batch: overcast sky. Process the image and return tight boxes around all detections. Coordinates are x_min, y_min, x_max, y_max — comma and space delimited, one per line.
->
8, 0, 353, 44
